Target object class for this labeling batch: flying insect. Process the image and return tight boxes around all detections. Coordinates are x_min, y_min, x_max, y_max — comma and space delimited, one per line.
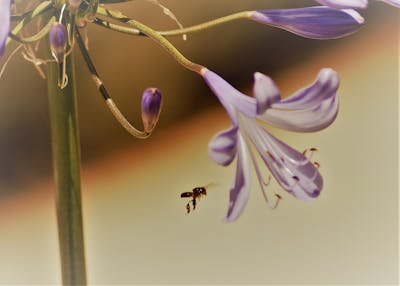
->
180, 186, 209, 214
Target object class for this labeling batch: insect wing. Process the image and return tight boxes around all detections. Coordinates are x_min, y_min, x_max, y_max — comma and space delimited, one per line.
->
180, 192, 193, 198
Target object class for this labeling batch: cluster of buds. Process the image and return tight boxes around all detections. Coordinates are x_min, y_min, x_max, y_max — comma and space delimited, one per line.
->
0, 0, 399, 221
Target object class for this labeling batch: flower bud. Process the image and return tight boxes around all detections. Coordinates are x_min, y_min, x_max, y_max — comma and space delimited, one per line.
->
141, 88, 162, 133
49, 22, 67, 64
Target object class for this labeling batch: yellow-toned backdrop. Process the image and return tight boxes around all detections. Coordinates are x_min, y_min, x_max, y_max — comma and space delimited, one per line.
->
0, 1, 398, 284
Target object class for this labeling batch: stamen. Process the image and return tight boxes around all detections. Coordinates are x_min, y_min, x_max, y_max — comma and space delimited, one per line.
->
270, 193, 282, 209
263, 175, 271, 186
313, 161, 320, 169
244, 133, 281, 209
303, 147, 318, 159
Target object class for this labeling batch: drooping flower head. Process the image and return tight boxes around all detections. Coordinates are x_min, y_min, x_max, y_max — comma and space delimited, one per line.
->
202, 68, 339, 222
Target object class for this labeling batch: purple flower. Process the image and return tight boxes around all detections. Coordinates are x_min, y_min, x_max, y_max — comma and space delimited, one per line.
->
0, 0, 11, 56
202, 68, 339, 222
316, 0, 400, 8
251, 6, 364, 39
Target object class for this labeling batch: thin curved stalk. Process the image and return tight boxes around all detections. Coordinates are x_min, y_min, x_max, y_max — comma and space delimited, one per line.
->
95, 7, 252, 38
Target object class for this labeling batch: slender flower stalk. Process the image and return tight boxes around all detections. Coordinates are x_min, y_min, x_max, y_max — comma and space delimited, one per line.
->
46, 40, 87, 285
94, 6, 364, 39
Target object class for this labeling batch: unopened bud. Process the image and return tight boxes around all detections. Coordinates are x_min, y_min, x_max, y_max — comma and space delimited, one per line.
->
141, 88, 162, 133
49, 22, 67, 64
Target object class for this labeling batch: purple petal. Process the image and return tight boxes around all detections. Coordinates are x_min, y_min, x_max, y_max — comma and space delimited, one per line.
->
264, 95, 339, 132
0, 0, 11, 56
253, 72, 280, 114
202, 69, 257, 122
251, 7, 364, 39
209, 126, 238, 166
259, 68, 340, 132
224, 134, 251, 222
272, 68, 339, 109
242, 118, 323, 201
315, 0, 368, 9
380, 0, 400, 7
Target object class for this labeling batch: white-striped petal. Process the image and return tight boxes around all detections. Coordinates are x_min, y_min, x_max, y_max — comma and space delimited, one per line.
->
224, 134, 252, 222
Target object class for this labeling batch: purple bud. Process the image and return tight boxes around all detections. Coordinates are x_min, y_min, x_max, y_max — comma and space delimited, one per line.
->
49, 22, 67, 63
141, 88, 162, 133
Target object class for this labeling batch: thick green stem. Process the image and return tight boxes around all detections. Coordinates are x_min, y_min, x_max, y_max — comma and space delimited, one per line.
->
46, 49, 87, 284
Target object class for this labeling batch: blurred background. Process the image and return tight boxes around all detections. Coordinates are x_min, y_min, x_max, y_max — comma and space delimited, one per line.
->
0, 0, 398, 284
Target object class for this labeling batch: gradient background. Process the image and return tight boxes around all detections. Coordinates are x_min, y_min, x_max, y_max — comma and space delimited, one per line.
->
0, 0, 398, 284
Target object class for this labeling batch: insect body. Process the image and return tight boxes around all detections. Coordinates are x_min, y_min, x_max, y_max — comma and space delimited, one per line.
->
180, 186, 207, 214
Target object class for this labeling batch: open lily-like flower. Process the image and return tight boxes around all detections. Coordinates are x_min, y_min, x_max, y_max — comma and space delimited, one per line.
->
315, 0, 400, 8
0, 0, 10, 56
202, 68, 339, 222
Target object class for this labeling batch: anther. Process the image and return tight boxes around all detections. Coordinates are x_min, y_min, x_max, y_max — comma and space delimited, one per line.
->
270, 193, 282, 209
303, 147, 318, 159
